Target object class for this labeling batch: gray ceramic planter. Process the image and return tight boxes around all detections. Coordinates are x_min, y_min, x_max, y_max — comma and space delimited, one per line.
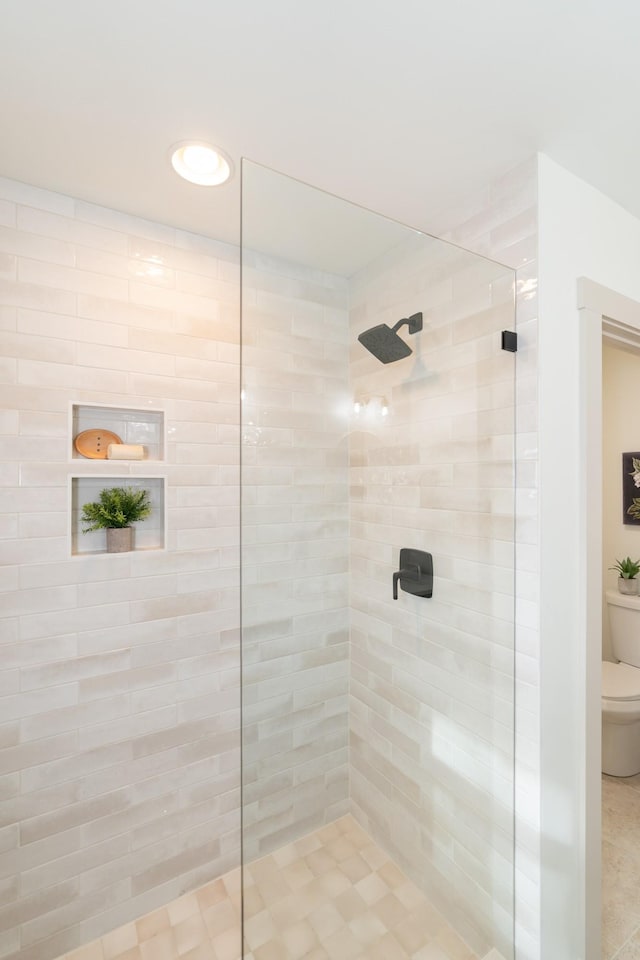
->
106, 527, 133, 553
618, 576, 639, 596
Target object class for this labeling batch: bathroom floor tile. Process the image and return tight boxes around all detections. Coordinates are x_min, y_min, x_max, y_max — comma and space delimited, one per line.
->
602, 773, 640, 958
54, 814, 487, 960
243, 815, 482, 959
614, 928, 640, 959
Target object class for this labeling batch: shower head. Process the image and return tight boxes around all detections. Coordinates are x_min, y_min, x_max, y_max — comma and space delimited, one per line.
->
357, 312, 423, 364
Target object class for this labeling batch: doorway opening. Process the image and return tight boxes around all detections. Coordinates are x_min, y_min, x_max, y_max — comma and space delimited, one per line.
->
579, 280, 640, 960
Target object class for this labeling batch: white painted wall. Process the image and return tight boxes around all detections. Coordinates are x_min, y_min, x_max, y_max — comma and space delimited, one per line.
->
538, 154, 640, 959
602, 341, 640, 661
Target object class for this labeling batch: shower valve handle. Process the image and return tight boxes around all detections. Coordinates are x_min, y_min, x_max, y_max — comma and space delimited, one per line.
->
393, 565, 420, 600
392, 549, 434, 600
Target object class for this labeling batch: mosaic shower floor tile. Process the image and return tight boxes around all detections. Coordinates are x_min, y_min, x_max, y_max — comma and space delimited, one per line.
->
57, 815, 479, 960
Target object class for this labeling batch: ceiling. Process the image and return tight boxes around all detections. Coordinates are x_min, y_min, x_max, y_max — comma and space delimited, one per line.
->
1, 0, 639, 253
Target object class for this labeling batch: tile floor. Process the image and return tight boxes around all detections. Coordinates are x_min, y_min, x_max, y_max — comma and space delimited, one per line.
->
602, 772, 640, 959
57, 815, 482, 960
242, 815, 478, 960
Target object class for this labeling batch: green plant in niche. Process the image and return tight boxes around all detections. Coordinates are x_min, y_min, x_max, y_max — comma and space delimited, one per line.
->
609, 556, 640, 580
81, 486, 151, 532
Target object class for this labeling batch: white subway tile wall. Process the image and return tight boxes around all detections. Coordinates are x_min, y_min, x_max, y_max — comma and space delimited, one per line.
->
435, 158, 539, 960
348, 233, 516, 958
0, 177, 241, 960
240, 157, 538, 959
1, 157, 538, 960
240, 250, 351, 861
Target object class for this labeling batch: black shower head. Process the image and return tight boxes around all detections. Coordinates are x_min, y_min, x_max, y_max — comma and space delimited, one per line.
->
357, 312, 423, 364
357, 324, 412, 363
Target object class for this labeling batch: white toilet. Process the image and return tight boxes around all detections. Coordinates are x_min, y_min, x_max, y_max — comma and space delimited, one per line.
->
603, 589, 640, 776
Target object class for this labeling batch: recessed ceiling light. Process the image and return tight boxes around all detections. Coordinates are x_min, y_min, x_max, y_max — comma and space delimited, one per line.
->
170, 141, 233, 186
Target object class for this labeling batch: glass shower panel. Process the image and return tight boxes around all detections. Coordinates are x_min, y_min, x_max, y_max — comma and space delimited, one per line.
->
240, 161, 516, 960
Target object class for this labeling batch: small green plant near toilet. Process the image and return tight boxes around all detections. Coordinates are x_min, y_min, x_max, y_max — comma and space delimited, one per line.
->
610, 556, 640, 595
81, 486, 151, 553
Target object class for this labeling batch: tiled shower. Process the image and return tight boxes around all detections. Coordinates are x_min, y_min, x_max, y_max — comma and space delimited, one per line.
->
0, 159, 538, 960
0, 180, 242, 960
241, 163, 516, 958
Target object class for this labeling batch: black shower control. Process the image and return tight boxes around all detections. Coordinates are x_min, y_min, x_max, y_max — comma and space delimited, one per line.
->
392, 548, 433, 600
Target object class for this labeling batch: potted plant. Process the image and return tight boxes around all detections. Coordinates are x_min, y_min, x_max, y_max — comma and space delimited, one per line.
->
610, 556, 640, 596
81, 486, 151, 553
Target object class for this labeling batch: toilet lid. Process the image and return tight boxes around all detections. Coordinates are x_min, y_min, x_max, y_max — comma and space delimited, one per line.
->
602, 661, 640, 700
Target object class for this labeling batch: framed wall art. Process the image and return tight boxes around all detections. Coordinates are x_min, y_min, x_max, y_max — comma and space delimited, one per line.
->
622, 452, 640, 524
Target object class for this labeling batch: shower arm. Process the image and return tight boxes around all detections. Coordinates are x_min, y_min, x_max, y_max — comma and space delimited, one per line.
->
391, 312, 423, 336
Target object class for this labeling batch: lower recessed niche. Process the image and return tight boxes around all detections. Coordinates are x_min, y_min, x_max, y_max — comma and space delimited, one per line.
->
70, 476, 166, 556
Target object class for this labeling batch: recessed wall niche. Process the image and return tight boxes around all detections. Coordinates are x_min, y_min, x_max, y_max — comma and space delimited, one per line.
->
71, 403, 165, 461
70, 476, 166, 556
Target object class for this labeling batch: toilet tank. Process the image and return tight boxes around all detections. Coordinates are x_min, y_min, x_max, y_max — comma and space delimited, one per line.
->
606, 590, 640, 667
